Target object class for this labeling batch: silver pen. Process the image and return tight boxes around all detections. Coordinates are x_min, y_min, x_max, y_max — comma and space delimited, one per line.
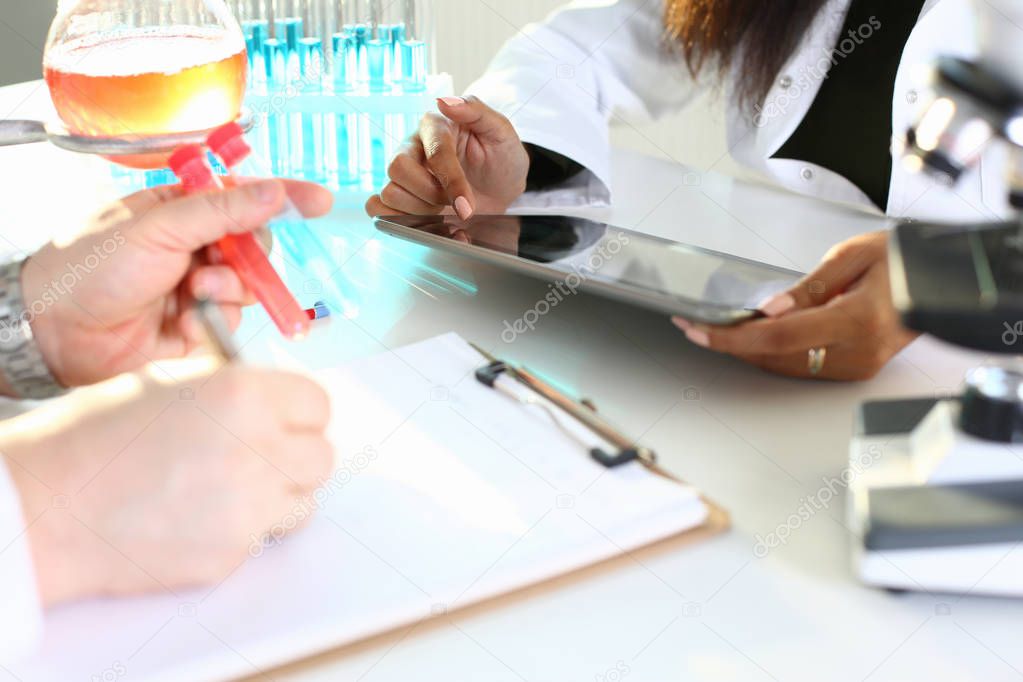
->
195, 297, 240, 362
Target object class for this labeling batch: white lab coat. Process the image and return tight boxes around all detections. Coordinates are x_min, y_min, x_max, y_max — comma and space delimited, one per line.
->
466, 0, 1012, 222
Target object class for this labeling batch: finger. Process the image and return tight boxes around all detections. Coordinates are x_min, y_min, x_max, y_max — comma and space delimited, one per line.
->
419, 113, 475, 220
672, 304, 861, 357
259, 178, 333, 218
365, 194, 398, 217
256, 371, 332, 432
179, 303, 243, 347
189, 265, 256, 306
740, 350, 837, 380
387, 146, 448, 206
436, 95, 515, 144
116, 185, 185, 213
766, 232, 888, 314
379, 182, 445, 215
740, 345, 890, 382
274, 434, 335, 493
137, 180, 288, 253
281, 179, 334, 218
206, 243, 225, 265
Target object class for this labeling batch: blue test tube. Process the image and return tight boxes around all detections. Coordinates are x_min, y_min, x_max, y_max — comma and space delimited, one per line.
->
401, 39, 427, 92
243, 19, 269, 50
263, 37, 287, 86
299, 36, 324, 84
275, 16, 304, 51
390, 22, 406, 87
332, 32, 356, 91
275, 16, 303, 84
242, 19, 269, 85
262, 38, 289, 175
353, 24, 370, 84
366, 38, 390, 92
331, 33, 359, 187
299, 36, 325, 181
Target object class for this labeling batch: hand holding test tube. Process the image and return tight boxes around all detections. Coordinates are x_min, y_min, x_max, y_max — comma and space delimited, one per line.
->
207, 122, 357, 318
168, 145, 312, 340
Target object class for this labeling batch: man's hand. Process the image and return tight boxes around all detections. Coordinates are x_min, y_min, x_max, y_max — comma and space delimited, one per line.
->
366, 96, 530, 219
672, 231, 919, 381
20, 179, 333, 388
2, 361, 333, 606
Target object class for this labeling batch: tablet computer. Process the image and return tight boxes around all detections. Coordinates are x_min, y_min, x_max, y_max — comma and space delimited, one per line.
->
374, 214, 803, 325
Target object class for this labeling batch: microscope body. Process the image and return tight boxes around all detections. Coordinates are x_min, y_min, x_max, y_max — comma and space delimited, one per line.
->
848, 0, 1023, 595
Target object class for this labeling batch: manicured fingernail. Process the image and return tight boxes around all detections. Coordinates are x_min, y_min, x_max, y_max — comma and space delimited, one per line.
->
249, 180, 281, 204
672, 317, 693, 331
757, 293, 796, 318
438, 96, 466, 107
454, 196, 473, 221
685, 328, 710, 348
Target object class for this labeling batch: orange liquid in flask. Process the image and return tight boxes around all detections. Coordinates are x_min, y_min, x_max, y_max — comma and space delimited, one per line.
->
44, 28, 248, 169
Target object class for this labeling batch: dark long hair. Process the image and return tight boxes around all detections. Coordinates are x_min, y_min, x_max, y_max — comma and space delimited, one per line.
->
665, 0, 830, 106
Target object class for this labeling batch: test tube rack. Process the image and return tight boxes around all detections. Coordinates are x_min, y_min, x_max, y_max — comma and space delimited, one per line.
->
239, 0, 449, 201
113, 0, 452, 205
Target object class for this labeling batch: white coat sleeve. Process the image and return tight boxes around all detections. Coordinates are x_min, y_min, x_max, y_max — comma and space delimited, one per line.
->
0, 458, 43, 663
464, 0, 704, 208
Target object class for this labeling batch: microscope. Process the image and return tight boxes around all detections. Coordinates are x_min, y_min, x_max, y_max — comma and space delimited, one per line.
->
849, 0, 1023, 595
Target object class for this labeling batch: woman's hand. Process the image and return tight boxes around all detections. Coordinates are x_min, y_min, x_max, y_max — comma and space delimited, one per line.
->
20, 179, 333, 388
365, 96, 530, 219
672, 231, 919, 381
3, 360, 333, 606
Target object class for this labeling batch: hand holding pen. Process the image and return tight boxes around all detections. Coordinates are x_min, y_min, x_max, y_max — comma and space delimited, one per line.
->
19, 173, 332, 388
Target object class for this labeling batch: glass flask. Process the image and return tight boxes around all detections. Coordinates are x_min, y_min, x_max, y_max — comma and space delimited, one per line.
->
43, 0, 248, 169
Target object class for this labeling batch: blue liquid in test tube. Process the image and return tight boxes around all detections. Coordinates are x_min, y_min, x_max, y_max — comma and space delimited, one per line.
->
331, 33, 359, 187
243, 20, 269, 86
243, 19, 268, 56
275, 17, 304, 51
263, 38, 289, 175
299, 37, 324, 86
366, 39, 389, 92
274, 17, 303, 84
242, 30, 255, 69
401, 40, 427, 92
299, 37, 325, 182
353, 24, 369, 84
263, 37, 287, 86
332, 32, 356, 91
390, 23, 406, 87
367, 37, 391, 186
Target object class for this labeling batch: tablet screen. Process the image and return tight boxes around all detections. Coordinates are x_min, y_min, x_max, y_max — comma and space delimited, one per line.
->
376, 214, 803, 316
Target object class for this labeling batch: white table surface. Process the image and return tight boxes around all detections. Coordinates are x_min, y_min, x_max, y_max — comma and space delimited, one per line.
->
2, 80, 1020, 682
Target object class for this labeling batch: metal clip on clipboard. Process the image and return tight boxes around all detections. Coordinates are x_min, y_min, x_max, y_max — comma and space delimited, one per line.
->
470, 344, 658, 470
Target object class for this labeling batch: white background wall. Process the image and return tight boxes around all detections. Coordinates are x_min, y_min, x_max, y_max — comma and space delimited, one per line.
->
0, 0, 734, 174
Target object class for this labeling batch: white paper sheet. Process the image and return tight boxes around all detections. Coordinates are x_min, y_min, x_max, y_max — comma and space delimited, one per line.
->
12, 334, 708, 682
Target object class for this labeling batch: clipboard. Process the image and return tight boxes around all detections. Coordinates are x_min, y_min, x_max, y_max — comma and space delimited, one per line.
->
255, 333, 730, 678
11, 333, 729, 682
